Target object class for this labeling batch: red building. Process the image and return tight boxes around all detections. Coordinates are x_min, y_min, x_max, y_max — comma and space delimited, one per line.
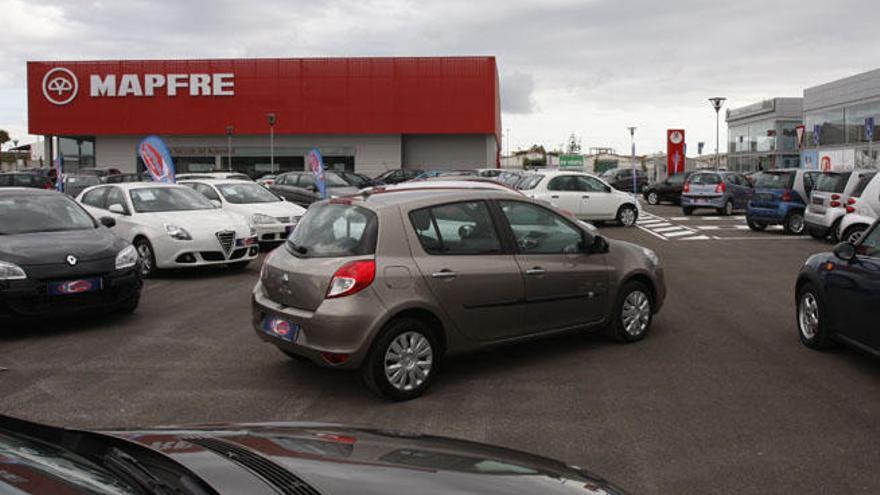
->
28, 56, 501, 177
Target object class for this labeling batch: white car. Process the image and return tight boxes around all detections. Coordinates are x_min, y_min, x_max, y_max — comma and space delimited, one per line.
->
77, 183, 258, 277
516, 170, 640, 226
838, 172, 880, 244
362, 178, 522, 195
175, 172, 253, 181
805, 169, 876, 241
179, 179, 306, 243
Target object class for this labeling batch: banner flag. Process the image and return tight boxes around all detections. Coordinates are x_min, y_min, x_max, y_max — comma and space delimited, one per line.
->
137, 136, 176, 183
308, 147, 327, 199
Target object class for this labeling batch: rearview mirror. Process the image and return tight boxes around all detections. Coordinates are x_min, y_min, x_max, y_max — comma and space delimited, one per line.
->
108, 203, 127, 215
833, 242, 856, 262
99, 216, 116, 228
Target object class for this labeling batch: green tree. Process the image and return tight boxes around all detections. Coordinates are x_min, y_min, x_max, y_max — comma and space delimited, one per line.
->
0, 129, 9, 150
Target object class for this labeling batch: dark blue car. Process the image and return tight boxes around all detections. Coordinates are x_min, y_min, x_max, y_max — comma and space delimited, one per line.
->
746, 169, 820, 235
795, 221, 880, 356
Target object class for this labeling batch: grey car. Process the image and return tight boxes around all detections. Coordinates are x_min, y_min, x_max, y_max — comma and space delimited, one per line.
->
269, 171, 361, 207
681, 171, 753, 216
252, 189, 665, 400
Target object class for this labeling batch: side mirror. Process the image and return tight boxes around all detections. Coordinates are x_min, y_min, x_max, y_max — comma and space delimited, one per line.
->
833, 242, 857, 262
108, 203, 127, 215
210, 199, 222, 208
99, 216, 116, 228
587, 235, 609, 254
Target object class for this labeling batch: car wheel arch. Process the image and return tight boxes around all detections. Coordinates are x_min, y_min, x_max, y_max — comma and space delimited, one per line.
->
620, 273, 656, 306
374, 307, 448, 357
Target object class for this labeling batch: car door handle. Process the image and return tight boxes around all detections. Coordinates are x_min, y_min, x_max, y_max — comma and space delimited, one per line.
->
526, 267, 546, 276
550, 195, 559, 199
431, 270, 457, 279
582, 195, 590, 199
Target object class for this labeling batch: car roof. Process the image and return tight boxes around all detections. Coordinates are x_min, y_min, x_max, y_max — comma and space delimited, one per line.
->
0, 187, 59, 197
533, 169, 598, 177
96, 182, 189, 191
178, 178, 254, 185
335, 188, 521, 211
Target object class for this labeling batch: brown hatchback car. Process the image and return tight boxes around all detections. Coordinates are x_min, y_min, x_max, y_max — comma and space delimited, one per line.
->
253, 189, 665, 400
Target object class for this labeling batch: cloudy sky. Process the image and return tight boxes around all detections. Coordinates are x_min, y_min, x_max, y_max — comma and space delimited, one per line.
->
1, 0, 877, 155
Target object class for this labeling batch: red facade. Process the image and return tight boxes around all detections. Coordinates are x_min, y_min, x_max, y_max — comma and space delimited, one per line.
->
28, 57, 500, 143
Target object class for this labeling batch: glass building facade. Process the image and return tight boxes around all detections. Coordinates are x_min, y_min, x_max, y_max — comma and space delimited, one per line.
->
726, 98, 803, 172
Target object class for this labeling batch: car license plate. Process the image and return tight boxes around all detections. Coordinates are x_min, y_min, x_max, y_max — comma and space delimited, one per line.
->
697, 198, 710, 204
262, 316, 299, 342
47, 277, 103, 296
812, 196, 824, 205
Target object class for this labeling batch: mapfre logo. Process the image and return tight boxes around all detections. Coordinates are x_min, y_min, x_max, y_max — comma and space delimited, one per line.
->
42, 67, 78, 105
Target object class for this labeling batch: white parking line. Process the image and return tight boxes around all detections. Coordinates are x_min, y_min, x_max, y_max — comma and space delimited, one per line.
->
665, 229, 698, 237
695, 225, 720, 230
653, 226, 691, 233
680, 235, 711, 240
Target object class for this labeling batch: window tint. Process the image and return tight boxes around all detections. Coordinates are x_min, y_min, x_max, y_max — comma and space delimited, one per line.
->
547, 176, 585, 192
815, 172, 851, 193
288, 203, 378, 258
668, 175, 685, 186
755, 172, 795, 189
499, 201, 584, 254
0, 195, 96, 234
689, 173, 721, 185
105, 187, 129, 214
516, 175, 544, 190
13, 175, 32, 187
410, 201, 502, 255
578, 176, 608, 192
858, 224, 880, 257
81, 187, 109, 209
849, 173, 876, 198
129, 187, 216, 213
194, 183, 221, 201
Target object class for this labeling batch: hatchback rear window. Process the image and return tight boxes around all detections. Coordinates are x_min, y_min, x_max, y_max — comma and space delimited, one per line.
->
755, 172, 795, 189
688, 174, 721, 185
814, 172, 851, 193
287, 203, 378, 258
850, 172, 877, 198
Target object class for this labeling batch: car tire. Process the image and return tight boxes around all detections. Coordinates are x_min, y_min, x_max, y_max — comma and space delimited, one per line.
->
808, 229, 826, 240
616, 204, 638, 227
362, 318, 440, 401
718, 200, 734, 216
747, 218, 767, 231
842, 225, 868, 244
646, 191, 659, 205
682, 207, 694, 216
228, 261, 251, 271
134, 238, 156, 278
782, 211, 806, 235
829, 219, 843, 243
797, 284, 834, 350
609, 281, 653, 343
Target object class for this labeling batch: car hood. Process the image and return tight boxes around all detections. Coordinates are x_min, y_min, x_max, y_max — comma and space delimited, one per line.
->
0, 227, 125, 266
224, 201, 307, 218
327, 186, 361, 197
105, 423, 626, 495
136, 209, 252, 236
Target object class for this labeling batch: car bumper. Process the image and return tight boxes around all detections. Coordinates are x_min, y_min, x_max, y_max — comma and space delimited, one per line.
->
804, 207, 844, 234
0, 267, 142, 319
251, 281, 387, 369
154, 236, 260, 268
747, 202, 801, 224
254, 223, 296, 243
681, 195, 724, 209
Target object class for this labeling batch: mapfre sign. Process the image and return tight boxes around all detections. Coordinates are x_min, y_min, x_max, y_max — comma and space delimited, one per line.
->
28, 57, 501, 138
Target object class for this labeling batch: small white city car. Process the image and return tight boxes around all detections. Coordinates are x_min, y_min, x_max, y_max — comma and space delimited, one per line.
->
517, 170, 640, 226
179, 179, 306, 244
77, 183, 258, 277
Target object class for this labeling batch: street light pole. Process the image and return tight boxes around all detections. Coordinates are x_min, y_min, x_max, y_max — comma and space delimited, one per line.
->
266, 113, 277, 173
709, 97, 726, 171
225, 125, 233, 172
627, 126, 637, 199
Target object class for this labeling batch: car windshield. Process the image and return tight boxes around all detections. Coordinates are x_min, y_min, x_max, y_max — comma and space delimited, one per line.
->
814, 172, 851, 193
287, 203, 378, 258
0, 194, 96, 234
217, 183, 281, 203
129, 187, 216, 212
600, 169, 617, 178
324, 172, 352, 187
65, 176, 102, 186
516, 175, 544, 190
755, 172, 795, 189
858, 224, 880, 257
689, 173, 721, 185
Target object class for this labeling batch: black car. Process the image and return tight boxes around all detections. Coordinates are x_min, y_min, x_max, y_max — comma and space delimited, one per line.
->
0, 414, 628, 495
372, 168, 423, 185
0, 188, 142, 319
795, 221, 880, 355
642, 172, 693, 205
600, 168, 648, 193
268, 171, 360, 207
336, 170, 372, 188
103, 173, 153, 183
0, 172, 53, 190
63, 174, 103, 198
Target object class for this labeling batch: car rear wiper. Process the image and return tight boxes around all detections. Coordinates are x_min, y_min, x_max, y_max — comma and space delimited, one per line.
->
287, 242, 308, 255
103, 447, 179, 495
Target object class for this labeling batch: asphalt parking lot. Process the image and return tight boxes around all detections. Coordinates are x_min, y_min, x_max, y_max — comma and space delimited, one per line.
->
1, 203, 878, 495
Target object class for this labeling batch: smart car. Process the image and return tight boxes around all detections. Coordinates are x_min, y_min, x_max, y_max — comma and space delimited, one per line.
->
746, 169, 820, 235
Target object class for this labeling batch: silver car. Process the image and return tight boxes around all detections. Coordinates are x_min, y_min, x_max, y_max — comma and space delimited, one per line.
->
252, 189, 666, 400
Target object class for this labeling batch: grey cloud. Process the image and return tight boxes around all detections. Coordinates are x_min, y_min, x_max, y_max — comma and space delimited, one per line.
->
501, 72, 536, 114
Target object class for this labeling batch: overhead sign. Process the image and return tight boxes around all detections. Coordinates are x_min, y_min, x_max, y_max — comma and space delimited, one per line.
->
667, 129, 685, 175
559, 154, 584, 168
42, 67, 78, 106
137, 136, 176, 184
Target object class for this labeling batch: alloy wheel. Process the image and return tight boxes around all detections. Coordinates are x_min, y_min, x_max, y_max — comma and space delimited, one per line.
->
724, 201, 733, 216
619, 207, 637, 226
136, 242, 153, 277
621, 290, 651, 337
384, 331, 433, 391
846, 228, 865, 244
647, 192, 659, 205
789, 214, 805, 234
798, 292, 819, 340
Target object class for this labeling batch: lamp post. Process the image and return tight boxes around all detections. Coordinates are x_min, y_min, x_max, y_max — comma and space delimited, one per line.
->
709, 97, 726, 170
225, 125, 233, 172
266, 113, 277, 173
627, 126, 637, 199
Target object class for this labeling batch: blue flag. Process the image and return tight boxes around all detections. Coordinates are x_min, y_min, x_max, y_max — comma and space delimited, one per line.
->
813, 125, 822, 147
308, 147, 327, 199
54, 153, 63, 192
866, 117, 875, 142
137, 136, 176, 183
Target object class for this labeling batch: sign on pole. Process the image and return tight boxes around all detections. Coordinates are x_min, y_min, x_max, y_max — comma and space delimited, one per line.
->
137, 136, 176, 183
667, 129, 685, 175
559, 154, 584, 169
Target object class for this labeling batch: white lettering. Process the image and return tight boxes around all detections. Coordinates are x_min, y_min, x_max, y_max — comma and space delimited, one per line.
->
166, 74, 187, 96
213, 73, 234, 96
117, 74, 143, 97
189, 74, 211, 96
90, 74, 116, 97
144, 74, 165, 96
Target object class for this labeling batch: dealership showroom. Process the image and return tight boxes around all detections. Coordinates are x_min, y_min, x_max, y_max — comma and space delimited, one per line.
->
1, 56, 877, 495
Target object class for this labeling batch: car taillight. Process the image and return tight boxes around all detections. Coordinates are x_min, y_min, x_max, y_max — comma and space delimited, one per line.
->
326, 260, 375, 298
830, 200, 842, 208
715, 182, 726, 194
847, 197, 856, 205
683, 183, 690, 193
846, 206, 855, 213
781, 190, 792, 202
831, 194, 841, 201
